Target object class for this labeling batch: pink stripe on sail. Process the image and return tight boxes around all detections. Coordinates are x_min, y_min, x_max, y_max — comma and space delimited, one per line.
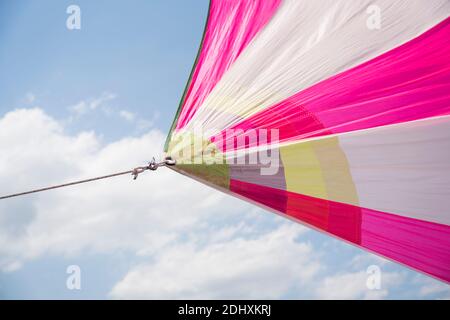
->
215, 17, 450, 151
229, 179, 450, 282
175, 0, 281, 130
230, 179, 287, 214
361, 209, 450, 283
230, 179, 362, 245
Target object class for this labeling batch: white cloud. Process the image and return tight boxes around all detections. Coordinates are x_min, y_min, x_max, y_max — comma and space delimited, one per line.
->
66, 93, 155, 133
119, 110, 135, 122
68, 92, 117, 117
110, 224, 318, 299
315, 271, 403, 300
90, 92, 116, 110
416, 277, 450, 298
69, 101, 88, 116
349, 253, 390, 270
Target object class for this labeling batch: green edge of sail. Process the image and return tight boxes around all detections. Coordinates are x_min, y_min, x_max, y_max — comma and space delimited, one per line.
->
164, 1, 212, 152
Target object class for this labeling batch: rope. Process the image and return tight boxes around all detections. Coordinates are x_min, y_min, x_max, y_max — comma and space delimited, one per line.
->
0, 158, 176, 201
0, 170, 134, 200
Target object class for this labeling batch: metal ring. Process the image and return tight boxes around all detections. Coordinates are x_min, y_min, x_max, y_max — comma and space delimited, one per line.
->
164, 157, 176, 166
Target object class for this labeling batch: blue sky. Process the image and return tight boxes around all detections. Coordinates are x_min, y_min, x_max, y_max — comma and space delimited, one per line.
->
0, 1, 449, 299
0, 0, 206, 140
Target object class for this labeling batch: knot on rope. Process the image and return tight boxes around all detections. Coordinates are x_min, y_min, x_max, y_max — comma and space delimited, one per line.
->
132, 157, 176, 180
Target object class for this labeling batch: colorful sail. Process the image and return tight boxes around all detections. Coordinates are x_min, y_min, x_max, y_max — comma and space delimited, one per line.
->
164, 0, 450, 283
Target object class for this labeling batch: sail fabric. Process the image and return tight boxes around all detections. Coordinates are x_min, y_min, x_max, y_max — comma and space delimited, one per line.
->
164, 0, 450, 283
